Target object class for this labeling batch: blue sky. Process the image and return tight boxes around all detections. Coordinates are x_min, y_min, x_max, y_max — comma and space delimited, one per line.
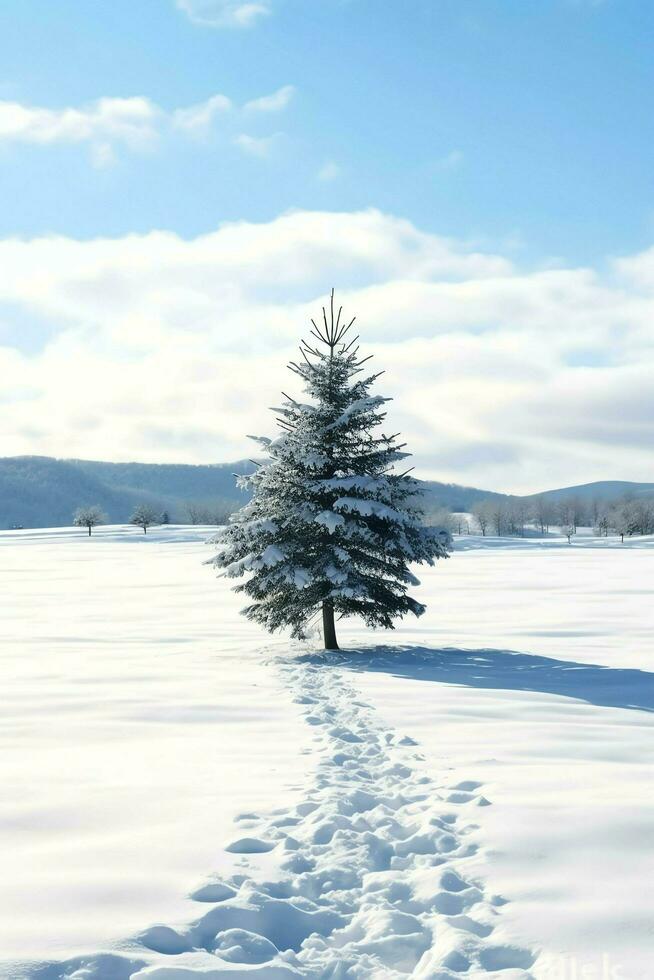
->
1, 0, 652, 263
1, 0, 654, 492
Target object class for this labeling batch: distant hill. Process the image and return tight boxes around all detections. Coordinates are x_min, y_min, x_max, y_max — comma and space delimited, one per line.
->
524, 481, 654, 503
1, 455, 652, 529
0, 455, 504, 529
0, 456, 253, 529
420, 481, 505, 513
71, 458, 255, 505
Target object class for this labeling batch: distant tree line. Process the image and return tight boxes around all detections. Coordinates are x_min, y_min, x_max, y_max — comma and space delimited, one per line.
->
426, 493, 654, 541
72, 498, 237, 532
595, 496, 654, 542
184, 499, 235, 525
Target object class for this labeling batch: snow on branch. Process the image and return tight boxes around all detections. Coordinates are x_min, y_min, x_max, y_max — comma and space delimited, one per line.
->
324, 395, 390, 431
314, 510, 346, 534
333, 496, 413, 525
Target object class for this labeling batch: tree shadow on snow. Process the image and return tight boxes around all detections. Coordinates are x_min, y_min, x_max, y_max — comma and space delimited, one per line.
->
297, 645, 654, 714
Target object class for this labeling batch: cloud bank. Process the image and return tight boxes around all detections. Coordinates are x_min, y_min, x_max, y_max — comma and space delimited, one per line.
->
1, 208, 653, 493
0, 87, 294, 165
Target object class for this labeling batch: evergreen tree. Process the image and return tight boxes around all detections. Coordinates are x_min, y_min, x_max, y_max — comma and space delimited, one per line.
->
209, 292, 451, 649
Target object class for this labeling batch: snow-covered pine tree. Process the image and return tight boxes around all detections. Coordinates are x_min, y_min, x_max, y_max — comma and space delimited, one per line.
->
208, 291, 451, 650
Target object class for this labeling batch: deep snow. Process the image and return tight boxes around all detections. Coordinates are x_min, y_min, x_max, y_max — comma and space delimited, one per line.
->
0, 527, 311, 964
1, 527, 653, 978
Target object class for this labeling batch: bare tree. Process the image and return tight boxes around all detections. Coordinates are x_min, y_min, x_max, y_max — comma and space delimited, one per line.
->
562, 521, 575, 544
558, 494, 588, 531
489, 499, 506, 536
471, 501, 491, 536
602, 495, 654, 539
630, 499, 654, 535
557, 498, 576, 533
608, 504, 626, 543
532, 495, 556, 535
506, 496, 530, 536
452, 512, 469, 535
594, 506, 611, 537
185, 502, 204, 524
607, 499, 642, 542
130, 504, 159, 534
590, 497, 604, 529
185, 500, 234, 525
73, 505, 107, 536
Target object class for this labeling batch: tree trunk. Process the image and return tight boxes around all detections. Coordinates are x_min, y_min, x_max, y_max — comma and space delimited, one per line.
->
144, 526, 147, 534
322, 599, 339, 650
88, 525, 91, 536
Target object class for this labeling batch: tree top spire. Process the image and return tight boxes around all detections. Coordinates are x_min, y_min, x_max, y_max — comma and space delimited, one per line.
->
308, 288, 356, 352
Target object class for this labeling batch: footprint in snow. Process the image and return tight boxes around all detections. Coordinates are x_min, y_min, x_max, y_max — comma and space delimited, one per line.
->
41, 652, 538, 980
224, 836, 276, 854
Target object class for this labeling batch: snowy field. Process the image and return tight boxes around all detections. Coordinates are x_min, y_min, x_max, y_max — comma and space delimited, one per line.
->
1, 527, 653, 979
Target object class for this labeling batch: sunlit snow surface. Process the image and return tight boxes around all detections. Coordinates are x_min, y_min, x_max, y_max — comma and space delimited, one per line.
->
1, 527, 653, 979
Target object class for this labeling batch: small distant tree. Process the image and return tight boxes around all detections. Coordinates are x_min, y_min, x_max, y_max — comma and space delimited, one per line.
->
489, 499, 506, 536
532, 494, 555, 536
506, 496, 530, 536
73, 505, 107, 536
590, 497, 603, 529
630, 499, 654, 536
130, 504, 159, 534
471, 500, 491, 536
185, 500, 234, 525
557, 499, 575, 534
595, 510, 610, 537
608, 500, 635, 543
208, 291, 451, 650
185, 502, 203, 524
558, 496, 586, 533
161, 511, 170, 525
452, 512, 469, 535
562, 521, 575, 544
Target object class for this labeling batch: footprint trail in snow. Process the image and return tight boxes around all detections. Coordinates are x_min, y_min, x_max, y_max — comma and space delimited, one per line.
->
36, 655, 538, 979
132, 655, 537, 979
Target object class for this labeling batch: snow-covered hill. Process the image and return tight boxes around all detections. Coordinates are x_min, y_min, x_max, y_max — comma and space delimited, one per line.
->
0, 457, 254, 528
1, 528, 652, 978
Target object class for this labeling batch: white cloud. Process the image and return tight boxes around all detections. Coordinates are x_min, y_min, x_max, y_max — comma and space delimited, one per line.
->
0, 96, 161, 149
234, 132, 280, 157
1, 209, 653, 493
244, 85, 295, 113
0, 88, 291, 163
172, 94, 233, 133
176, 0, 271, 28
613, 246, 654, 290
